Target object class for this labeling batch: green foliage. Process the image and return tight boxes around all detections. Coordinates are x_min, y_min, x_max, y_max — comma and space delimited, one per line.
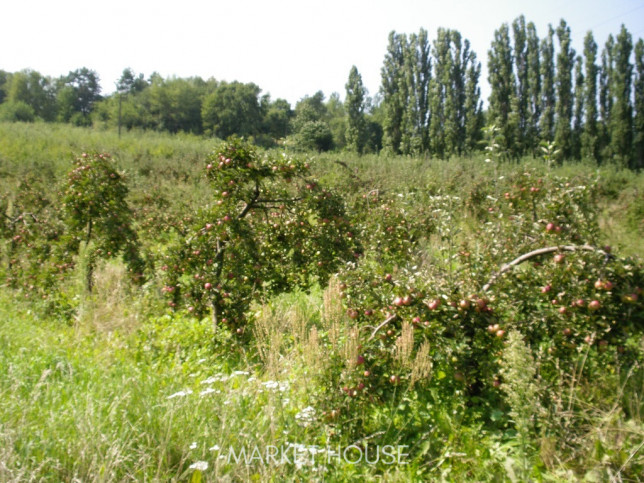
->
554, 19, 575, 159
201, 81, 263, 138
0, 100, 35, 122
609, 25, 634, 165
344, 66, 367, 153
488, 22, 518, 156
62, 151, 144, 291
634, 39, 644, 169
162, 138, 355, 330
540, 25, 556, 143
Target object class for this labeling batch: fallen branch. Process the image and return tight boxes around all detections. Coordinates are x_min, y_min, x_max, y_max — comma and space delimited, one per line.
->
481, 244, 609, 292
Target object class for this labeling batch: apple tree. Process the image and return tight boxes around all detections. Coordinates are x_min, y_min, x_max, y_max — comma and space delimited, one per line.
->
162, 137, 357, 333
62, 151, 144, 293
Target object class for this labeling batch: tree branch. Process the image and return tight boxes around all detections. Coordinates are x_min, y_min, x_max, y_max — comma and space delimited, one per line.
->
481, 244, 609, 292
366, 314, 398, 342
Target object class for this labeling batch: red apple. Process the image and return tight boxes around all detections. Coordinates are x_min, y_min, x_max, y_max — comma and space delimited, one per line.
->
459, 299, 471, 310
427, 299, 441, 310
588, 300, 601, 311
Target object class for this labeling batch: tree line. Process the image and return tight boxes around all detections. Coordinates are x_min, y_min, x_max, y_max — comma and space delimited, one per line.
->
1, 16, 643, 166
484, 17, 644, 169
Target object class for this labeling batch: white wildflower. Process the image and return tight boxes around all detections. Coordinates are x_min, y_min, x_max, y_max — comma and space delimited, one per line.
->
295, 406, 316, 426
189, 461, 208, 471
167, 389, 193, 399
200, 387, 217, 396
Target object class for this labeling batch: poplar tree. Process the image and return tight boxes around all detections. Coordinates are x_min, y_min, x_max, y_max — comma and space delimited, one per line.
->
572, 56, 585, 159
345, 65, 367, 153
581, 32, 599, 160
609, 25, 633, 164
512, 16, 529, 155
540, 25, 556, 143
445, 30, 465, 156
411, 29, 432, 152
526, 21, 541, 154
555, 19, 575, 159
488, 23, 517, 156
464, 45, 483, 153
634, 39, 644, 169
429, 28, 451, 158
381, 32, 408, 154
400, 33, 421, 154
599, 35, 614, 157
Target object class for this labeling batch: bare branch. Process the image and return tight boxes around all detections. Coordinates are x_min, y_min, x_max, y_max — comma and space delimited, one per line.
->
481, 244, 609, 292
366, 314, 398, 342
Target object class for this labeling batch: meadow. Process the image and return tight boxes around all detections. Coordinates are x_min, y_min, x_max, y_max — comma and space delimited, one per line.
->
1, 122, 643, 481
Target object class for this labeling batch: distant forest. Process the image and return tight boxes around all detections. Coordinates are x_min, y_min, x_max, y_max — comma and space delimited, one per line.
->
1, 15, 643, 167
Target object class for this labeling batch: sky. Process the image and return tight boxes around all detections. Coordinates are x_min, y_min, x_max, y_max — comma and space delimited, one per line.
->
3, 0, 644, 107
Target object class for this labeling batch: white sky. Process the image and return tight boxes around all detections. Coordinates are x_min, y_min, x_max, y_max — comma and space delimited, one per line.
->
3, 0, 644, 107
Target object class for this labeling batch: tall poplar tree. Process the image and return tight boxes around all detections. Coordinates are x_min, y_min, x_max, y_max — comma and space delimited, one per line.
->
429, 28, 451, 158
572, 56, 585, 159
609, 25, 633, 164
488, 23, 517, 156
555, 19, 575, 159
464, 44, 483, 153
345, 65, 367, 153
381, 32, 408, 154
512, 15, 529, 155
634, 39, 644, 169
526, 21, 541, 154
581, 32, 599, 160
599, 35, 614, 157
540, 25, 556, 143
411, 29, 432, 152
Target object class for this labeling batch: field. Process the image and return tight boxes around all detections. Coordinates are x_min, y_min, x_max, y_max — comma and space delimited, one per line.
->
1, 122, 643, 482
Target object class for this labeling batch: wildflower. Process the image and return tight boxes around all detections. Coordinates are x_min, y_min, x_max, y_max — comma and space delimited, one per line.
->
189, 461, 208, 471
295, 406, 316, 426
167, 389, 193, 399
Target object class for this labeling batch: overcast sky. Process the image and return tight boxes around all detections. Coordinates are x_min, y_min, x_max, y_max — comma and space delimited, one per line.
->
3, 0, 644, 106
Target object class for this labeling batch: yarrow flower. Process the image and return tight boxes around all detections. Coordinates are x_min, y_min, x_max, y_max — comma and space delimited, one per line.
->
295, 406, 316, 426
189, 461, 208, 471
167, 389, 193, 399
